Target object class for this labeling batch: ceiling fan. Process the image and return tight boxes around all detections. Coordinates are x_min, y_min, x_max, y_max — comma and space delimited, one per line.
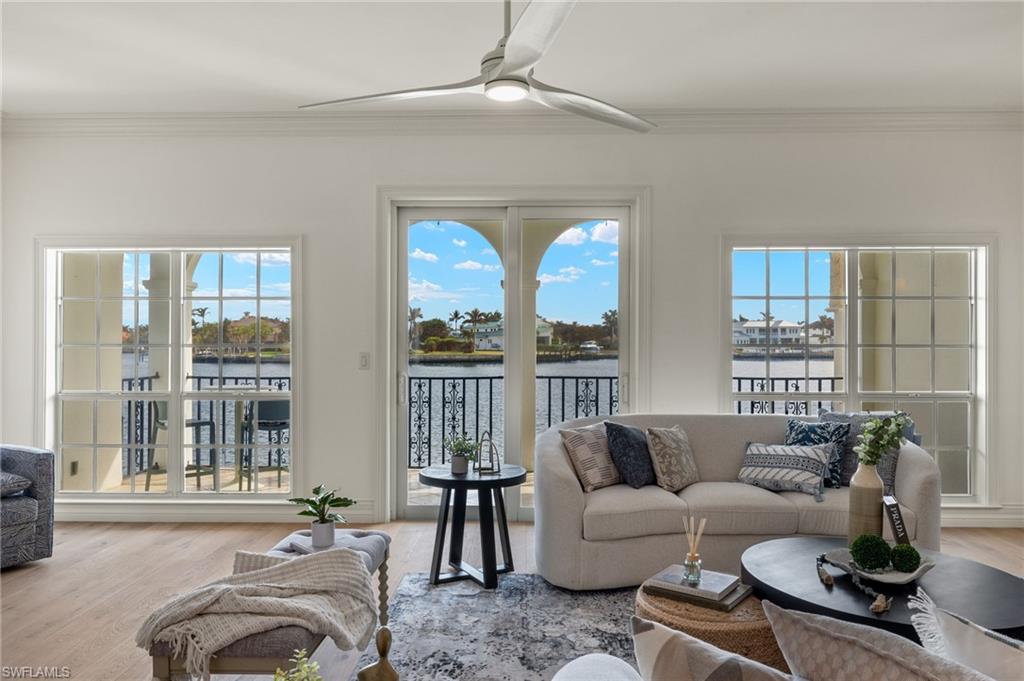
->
300, 0, 655, 133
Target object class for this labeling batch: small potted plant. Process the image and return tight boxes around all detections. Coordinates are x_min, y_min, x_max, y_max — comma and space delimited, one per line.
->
274, 649, 322, 681
288, 484, 355, 548
446, 434, 478, 476
848, 414, 910, 543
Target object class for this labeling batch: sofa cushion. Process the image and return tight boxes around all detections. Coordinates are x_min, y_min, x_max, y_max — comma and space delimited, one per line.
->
738, 443, 832, 501
1, 471, 32, 497
605, 421, 657, 489
560, 422, 621, 492
679, 482, 798, 535
764, 600, 991, 681
778, 488, 918, 540
583, 484, 688, 541
785, 420, 850, 488
819, 410, 918, 490
645, 425, 700, 493
1, 494, 38, 527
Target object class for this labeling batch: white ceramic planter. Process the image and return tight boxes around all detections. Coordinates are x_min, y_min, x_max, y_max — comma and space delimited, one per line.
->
451, 455, 469, 475
311, 521, 336, 548
848, 463, 884, 544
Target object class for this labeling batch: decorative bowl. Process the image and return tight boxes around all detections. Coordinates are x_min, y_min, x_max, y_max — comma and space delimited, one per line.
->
824, 547, 935, 584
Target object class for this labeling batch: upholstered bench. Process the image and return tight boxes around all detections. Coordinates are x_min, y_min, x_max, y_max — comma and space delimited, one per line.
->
150, 529, 395, 681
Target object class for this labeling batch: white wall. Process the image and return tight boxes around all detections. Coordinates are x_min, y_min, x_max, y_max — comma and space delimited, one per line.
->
2, 120, 1021, 524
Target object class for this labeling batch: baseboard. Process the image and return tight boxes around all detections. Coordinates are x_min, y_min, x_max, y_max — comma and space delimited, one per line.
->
54, 497, 378, 523
941, 504, 1024, 528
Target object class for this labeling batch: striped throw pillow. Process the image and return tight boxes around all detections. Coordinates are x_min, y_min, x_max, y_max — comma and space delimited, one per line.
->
560, 422, 620, 492
738, 443, 832, 501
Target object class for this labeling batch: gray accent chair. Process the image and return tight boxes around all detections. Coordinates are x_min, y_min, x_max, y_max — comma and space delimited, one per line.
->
1, 445, 55, 569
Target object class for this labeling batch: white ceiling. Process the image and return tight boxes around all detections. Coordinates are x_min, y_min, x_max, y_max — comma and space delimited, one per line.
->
2, 2, 1021, 115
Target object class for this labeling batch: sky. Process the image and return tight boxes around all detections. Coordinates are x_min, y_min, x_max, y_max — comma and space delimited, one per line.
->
732, 249, 839, 324
408, 220, 618, 325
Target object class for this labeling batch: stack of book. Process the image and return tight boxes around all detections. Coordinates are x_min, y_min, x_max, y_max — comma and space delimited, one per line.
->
641, 565, 752, 612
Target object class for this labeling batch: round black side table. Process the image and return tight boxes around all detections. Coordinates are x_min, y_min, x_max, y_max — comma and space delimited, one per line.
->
418, 465, 527, 589
741, 536, 1024, 642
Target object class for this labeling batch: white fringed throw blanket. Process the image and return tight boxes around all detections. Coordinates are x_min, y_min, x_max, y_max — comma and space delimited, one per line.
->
136, 548, 377, 680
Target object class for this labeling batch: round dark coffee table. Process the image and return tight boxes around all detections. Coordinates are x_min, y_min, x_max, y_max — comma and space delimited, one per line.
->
741, 537, 1024, 642
419, 465, 527, 589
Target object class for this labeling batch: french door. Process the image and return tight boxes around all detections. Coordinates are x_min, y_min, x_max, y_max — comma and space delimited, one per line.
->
395, 205, 631, 520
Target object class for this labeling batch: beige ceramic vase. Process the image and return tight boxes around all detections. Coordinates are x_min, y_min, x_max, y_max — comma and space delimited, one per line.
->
848, 462, 884, 544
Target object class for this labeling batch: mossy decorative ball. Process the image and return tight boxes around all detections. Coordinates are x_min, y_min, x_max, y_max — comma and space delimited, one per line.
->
891, 544, 922, 573
850, 534, 891, 570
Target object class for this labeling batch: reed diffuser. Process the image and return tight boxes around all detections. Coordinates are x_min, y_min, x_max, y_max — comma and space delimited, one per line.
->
682, 515, 707, 585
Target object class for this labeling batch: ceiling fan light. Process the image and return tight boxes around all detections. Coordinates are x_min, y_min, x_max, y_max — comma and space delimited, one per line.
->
485, 79, 529, 102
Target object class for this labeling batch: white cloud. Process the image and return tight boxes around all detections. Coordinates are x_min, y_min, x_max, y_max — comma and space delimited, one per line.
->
420, 222, 445, 231
601, 281, 611, 287
590, 221, 619, 245
481, 247, 497, 256
591, 259, 614, 267
539, 265, 585, 286
454, 260, 500, 272
610, 250, 618, 258
409, 278, 459, 302
228, 252, 290, 267
554, 227, 588, 246
559, 266, 585, 278
452, 238, 467, 248
410, 248, 438, 262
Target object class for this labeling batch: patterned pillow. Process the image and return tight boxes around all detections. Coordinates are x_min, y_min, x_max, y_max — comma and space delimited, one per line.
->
785, 420, 849, 488
909, 588, 1024, 681
1, 471, 32, 497
763, 600, 991, 681
819, 410, 918, 491
605, 421, 657, 489
632, 616, 791, 681
738, 443, 831, 501
560, 423, 621, 492
645, 425, 700, 493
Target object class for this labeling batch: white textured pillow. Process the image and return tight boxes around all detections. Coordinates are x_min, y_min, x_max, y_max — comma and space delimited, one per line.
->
560, 422, 620, 492
631, 616, 791, 681
762, 601, 991, 681
909, 588, 1024, 681
738, 443, 831, 501
645, 425, 700, 493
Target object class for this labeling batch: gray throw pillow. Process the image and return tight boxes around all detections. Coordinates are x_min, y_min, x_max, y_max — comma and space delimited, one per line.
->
645, 425, 700, 493
605, 421, 656, 489
819, 410, 917, 492
1, 471, 32, 497
560, 422, 621, 492
738, 443, 831, 501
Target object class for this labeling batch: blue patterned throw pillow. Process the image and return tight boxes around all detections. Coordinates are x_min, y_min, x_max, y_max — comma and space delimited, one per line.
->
605, 421, 657, 488
785, 420, 849, 489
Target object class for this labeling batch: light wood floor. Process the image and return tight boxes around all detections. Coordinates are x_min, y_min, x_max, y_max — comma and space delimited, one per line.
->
1, 523, 1018, 680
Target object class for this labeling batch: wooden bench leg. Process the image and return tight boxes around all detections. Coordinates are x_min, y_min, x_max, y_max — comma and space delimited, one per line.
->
151, 656, 171, 681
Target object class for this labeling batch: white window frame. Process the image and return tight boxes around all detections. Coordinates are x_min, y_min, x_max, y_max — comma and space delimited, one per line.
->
36, 236, 303, 503
721, 234, 995, 506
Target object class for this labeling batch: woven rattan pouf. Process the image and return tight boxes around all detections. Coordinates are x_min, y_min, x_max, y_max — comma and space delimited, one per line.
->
634, 587, 789, 672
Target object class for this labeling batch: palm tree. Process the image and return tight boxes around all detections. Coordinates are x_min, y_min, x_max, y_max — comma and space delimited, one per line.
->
448, 310, 463, 335
408, 306, 423, 348
601, 309, 618, 345
464, 308, 486, 350
191, 306, 209, 333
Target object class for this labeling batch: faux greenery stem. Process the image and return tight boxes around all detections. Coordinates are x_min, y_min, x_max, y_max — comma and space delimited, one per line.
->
853, 414, 910, 466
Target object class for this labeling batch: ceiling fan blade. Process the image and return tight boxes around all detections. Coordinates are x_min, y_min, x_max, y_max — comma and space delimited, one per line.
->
496, 0, 577, 78
300, 75, 485, 109
526, 74, 656, 133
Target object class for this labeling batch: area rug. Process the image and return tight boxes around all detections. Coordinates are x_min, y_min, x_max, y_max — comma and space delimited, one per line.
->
354, 573, 636, 680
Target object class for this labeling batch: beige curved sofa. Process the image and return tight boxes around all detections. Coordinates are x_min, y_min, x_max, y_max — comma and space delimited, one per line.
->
535, 414, 941, 591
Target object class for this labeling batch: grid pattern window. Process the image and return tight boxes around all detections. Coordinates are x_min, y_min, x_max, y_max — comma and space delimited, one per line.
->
182, 251, 292, 494
857, 249, 975, 496
729, 246, 980, 497
53, 248, 293, 496
731, 248, 848, 417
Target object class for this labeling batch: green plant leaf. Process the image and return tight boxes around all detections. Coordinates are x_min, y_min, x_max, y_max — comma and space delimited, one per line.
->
328, 498, 355, 507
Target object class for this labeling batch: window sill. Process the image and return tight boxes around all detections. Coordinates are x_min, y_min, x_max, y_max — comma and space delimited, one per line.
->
54, 495, 377, 523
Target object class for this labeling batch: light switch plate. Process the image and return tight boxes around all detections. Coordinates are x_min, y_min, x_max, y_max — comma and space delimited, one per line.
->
358, 352, 371, 370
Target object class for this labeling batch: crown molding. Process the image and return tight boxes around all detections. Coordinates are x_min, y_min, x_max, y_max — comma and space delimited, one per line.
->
3, 108, 1021, 138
